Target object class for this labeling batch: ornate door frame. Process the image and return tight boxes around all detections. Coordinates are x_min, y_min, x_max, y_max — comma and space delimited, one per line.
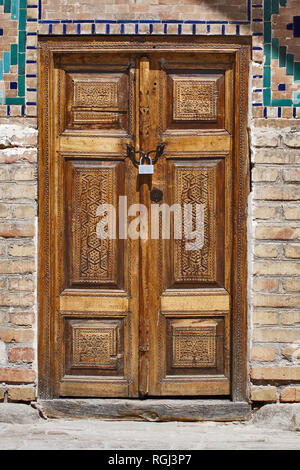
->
38, 35, 251, 401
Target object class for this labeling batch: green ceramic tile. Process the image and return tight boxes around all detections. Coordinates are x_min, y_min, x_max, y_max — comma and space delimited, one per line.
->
272, 99, 293, 106
0, 1, 3, 5
287, 54, 294, 75
19, 8, 26, 31
4, 0, 11, 13
10, 44, 17, 65
279, 0, 287, 6
18, 31, 26, 53
264, 22, 272, 43
294, 62, 300, 82
264, 43, 271, 66
5, 97, 25, 105
272, 0, 279, 14
263, 66, 271, 87
272, 38, 279, 59
264, 88, 271, 106
279, 46, 286, 67
264, 0, 272, 21
18, 75, 25, 97
11, 0, 19, 20
18, 52, 25, 75
0, 60, 3, 81
19, 0, 26, 7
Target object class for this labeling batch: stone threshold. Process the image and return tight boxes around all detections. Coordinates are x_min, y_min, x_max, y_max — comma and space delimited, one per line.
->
38, 399, 252, 422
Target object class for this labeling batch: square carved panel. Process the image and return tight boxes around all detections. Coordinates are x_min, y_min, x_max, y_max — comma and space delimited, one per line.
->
171, 320, 217, 368
173, 79, 218, 121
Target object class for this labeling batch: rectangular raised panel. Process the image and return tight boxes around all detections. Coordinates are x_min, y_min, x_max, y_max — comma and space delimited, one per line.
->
65, 160, 124, 288
60, 296, 129, 312
169, 159, 225, 287
161, 295, 230, 311
65, 72, 129, 131
64, 318, 124, 377
171, 320, 217, 368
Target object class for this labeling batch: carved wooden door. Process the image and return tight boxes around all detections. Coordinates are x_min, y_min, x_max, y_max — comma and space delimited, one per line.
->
40, 41, 248, 399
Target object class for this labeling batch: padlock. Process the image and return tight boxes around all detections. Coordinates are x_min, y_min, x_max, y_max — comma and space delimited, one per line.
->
138, 156, 154, 175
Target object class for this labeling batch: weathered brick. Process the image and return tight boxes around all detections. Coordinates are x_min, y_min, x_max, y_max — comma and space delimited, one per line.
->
11, 167, 36, 181
282, 278, 300, 292
251, 366, 300, 381
253, 310, 278, 325
254, 244, 279, 258
8, 347, 34, 363
283, 169, 300, 182
253, 328, 300, 343
7, 386, 36, 402
0, 327, 34, 343
284, 245, 300, 258
0, 148, 37, 164
0, 368, 35, 383
253, 293, 300, 308
0, 222, 35, 238
7, 277, 34, 291
0, 260, 35, 274
252, 168, 279, 182
0, 386, 4, 401
282, 130, 300, 148
8, 244, 35, 257
280, 387, 300, 403
254, 186, 300, 201
11, 204, 36, 218
0, 340, 7, 363
253, 278, 279, 292
252, 206, 277, 219
281, 312, 300, 325
0, 204, 9, 218
0, 125, 37, 148
252, 131, 279, 147
254, 261, 300, 275
0, 184, 36, 200
251, 345, 276, 361
253, 149, 300, 164
281, 346, 300, 361
255, 226, 300, 240
283, 207, 300, 220
251, 386, 277, 402
0, 293, 34, 307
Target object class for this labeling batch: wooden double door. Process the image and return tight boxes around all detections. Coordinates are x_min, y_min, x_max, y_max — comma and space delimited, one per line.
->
39, 38, 249, 399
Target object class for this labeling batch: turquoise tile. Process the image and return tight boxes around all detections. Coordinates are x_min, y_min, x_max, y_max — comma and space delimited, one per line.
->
19, 0, 26, 7
294, 62, 300, 82
0, 1, 3, 5
18, 8, 26, 31
10, 44, 17, 65
11, 0, 19, 20
264, 88, 271, 106
0, 60, 3, 81
279, 46, 286, 67
272, 38, 279, 59
5, 97, 25, 105
18, 52, 25, 75
294, 91, 300, 100
4, 52, 10, 73
272, 99, 293, 106
264, 22, 272, 43
264, 0, 272, 21
263, 66, 271, 87
264, 43, 271, 66
4, 0, 11, 13
287, 54, 294, 75
18, 30, 26, 53
18, 75, 25, 97
0, 90, 2, 98
272, 0, 279, 14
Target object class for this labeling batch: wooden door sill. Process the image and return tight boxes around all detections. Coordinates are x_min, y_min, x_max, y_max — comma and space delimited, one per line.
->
38, 399, 252, 422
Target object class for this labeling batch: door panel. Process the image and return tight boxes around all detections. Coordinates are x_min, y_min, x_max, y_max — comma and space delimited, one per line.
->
39, 40, 249, 399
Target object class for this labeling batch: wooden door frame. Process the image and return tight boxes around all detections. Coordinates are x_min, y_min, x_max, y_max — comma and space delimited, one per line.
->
38, 35, 251, 401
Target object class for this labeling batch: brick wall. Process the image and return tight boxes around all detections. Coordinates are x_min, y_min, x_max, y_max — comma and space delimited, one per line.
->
0, 0, 299, 405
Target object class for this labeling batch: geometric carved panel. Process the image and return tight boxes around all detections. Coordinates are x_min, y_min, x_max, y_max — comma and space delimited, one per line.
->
171, 320, 217, 368
72, 323, 118, 369
173, 79, 217, 121
65, 72, 129, 131
174, 163, 217, 283
72, 165, 116, 285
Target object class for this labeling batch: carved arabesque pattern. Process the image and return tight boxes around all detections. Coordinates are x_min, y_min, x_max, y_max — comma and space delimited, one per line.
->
74, 81, 118, 108
173, 80, 217, 121
175, 166, 215, 282
172, 323, 217, 368
72, 325, 117, 368
73, 168, 114, 283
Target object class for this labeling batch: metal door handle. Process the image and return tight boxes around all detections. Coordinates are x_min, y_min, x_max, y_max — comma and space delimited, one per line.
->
127, 142, 167, 166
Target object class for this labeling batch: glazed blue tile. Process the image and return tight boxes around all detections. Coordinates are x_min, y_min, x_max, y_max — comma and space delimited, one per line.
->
0, 29, 3, 36
10, 82, 17, 89
278, 83, 286, 91
278, 107, 281, 117
294, 16, 300, 37
0, 60, 3, 81
4, 52, 10, 73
